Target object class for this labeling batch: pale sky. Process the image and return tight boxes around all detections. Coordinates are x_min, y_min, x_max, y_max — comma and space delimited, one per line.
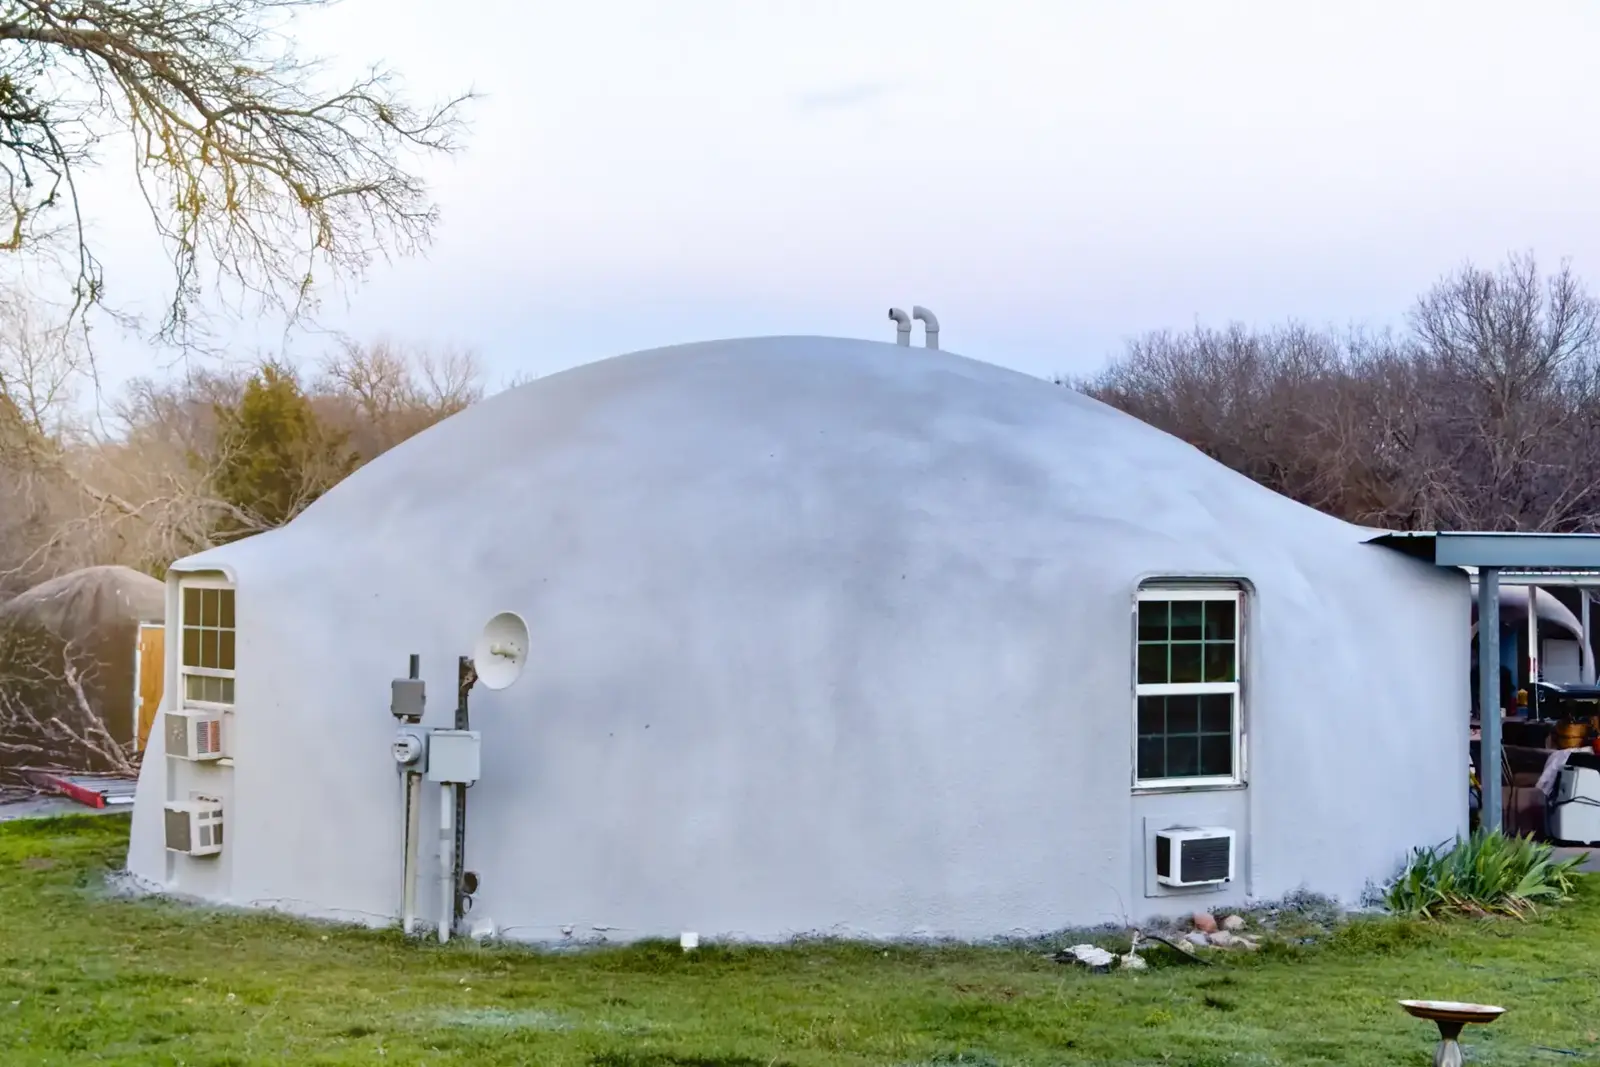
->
71, 1, 1600, 393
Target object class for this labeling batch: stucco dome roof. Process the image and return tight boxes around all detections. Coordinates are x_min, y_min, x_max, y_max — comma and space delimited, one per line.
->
231, 334, 1361, 572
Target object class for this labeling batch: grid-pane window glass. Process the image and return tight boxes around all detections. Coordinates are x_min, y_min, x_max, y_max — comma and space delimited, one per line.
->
1136, 598, 1237, 686
1136, 694, 1235, 780
180, 585, 236, 707
1135, 591, 1242, 784
184, 674, 235, 704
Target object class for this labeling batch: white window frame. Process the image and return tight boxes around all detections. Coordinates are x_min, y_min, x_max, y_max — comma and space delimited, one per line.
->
178, 577, 236, 713
1133, 585, 1246, 791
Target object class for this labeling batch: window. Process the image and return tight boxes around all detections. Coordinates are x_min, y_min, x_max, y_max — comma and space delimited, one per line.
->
1135, 586, 1243, 787
180, 582, 235, 708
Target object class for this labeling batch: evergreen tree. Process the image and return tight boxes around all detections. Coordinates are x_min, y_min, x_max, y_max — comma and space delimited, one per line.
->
208, 362, 356, 541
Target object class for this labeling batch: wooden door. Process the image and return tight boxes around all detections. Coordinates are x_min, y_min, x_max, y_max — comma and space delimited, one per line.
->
135, 624, 166, 752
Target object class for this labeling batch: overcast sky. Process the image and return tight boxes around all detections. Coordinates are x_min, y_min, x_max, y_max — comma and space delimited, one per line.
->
74, 0, 1600, 393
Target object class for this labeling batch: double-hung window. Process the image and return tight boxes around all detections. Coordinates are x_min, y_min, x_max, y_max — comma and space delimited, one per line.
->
180, 581, 236, 709
1135, 585, 1244, 788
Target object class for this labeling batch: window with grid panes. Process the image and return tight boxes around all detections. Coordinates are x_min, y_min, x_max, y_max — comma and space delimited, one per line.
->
1135, 587, 1242, 786
180, 584, 236, 707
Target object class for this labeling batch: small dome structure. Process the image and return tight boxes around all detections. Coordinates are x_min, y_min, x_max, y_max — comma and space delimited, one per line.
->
1, 565, 164, 777
128, 336, 1466, 941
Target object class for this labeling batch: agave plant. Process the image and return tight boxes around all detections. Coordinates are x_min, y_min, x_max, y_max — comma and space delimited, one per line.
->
1386, 830, 1586, 919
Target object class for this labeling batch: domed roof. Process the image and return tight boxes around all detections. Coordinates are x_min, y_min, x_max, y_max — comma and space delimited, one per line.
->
0, 564, 164, 635
210, 335, 1359, 580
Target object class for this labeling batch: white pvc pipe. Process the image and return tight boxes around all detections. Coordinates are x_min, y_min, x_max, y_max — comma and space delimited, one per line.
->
912, 306, 939, 350
401, 772, 421, 934
438, 782, 453, 943
888, 308, 911, 346
1583, 590, 1594, 685
399, 771, 410, 933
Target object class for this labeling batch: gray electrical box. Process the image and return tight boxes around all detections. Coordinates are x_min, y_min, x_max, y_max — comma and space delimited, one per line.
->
426, 729, 481, 785
390, 677, 426, 722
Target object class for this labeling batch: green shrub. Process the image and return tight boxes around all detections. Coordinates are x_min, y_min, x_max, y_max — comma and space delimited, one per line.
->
1386, 830, 1585, 918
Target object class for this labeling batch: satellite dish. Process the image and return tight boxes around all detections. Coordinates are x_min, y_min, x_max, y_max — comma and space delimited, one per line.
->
474, 611, 529, 690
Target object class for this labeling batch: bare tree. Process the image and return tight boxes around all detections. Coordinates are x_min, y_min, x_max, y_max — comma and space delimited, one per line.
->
0, 317, 490, 591
1075, 254, 1600, 535
0, 622, 137, 781
0, 288, 98, 591
0, 291, 83, 434
1074, 321, 1371, 518
0, 301, 255, 583
314, 336, 483, 457
1401, 254, 1600, 531
0, 1, 472, 340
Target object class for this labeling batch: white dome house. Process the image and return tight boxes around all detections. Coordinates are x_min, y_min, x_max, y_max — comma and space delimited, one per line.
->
127, 326, 1468, 943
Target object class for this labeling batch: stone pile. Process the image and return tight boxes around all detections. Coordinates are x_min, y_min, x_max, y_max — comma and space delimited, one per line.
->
1053, 910, 1264, 973
1182, 911, 1259, 952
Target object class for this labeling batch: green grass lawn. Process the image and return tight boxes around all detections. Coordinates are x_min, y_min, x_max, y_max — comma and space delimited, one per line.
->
4, 816, 1600, 1066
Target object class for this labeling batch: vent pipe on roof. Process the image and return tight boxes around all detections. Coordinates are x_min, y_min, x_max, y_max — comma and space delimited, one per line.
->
912, 306, 939, 350
888, 307, 912, 346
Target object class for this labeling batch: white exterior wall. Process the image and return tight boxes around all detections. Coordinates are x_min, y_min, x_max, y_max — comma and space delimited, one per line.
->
129, 336, 1468, 941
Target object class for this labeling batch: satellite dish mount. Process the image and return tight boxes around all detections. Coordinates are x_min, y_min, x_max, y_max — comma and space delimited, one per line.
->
473, 611, 530, 691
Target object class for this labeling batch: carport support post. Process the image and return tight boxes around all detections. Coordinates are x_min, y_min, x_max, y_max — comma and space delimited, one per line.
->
1479, 567, 1502, 835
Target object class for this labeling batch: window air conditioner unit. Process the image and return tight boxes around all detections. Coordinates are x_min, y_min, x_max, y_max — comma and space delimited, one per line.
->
1155, 826, 1236, 888
164, 798, 224, 856
165, 708, 223, 761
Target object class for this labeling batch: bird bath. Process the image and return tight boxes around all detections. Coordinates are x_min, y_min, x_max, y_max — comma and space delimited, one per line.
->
1399, 1000, 1505, 1067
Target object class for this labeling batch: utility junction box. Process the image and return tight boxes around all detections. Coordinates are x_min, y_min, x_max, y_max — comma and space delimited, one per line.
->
425, 729, 481, 785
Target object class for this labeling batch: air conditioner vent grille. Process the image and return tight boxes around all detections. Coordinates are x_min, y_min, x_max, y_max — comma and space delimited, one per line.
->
164, 799, 224, 856
1180, 835, 1231, 883
165, 709, 224, 761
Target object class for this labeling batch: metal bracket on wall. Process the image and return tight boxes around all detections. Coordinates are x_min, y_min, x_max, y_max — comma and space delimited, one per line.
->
452, 654, 477, 928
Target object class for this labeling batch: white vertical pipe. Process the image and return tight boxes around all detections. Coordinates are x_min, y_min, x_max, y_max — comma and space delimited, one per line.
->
1583, 590, 1594, 685
399, 771, 411, 932
911, 306, 940, 350
438, 782, 453, 943
402, 772, 421, 934
1528, 585, 1540, 714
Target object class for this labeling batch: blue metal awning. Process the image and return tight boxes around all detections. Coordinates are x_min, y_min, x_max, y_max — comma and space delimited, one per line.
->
1366, 530, 1600, 570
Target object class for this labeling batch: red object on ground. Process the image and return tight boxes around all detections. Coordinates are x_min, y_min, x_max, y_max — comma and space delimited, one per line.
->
31, 773, 107, 808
